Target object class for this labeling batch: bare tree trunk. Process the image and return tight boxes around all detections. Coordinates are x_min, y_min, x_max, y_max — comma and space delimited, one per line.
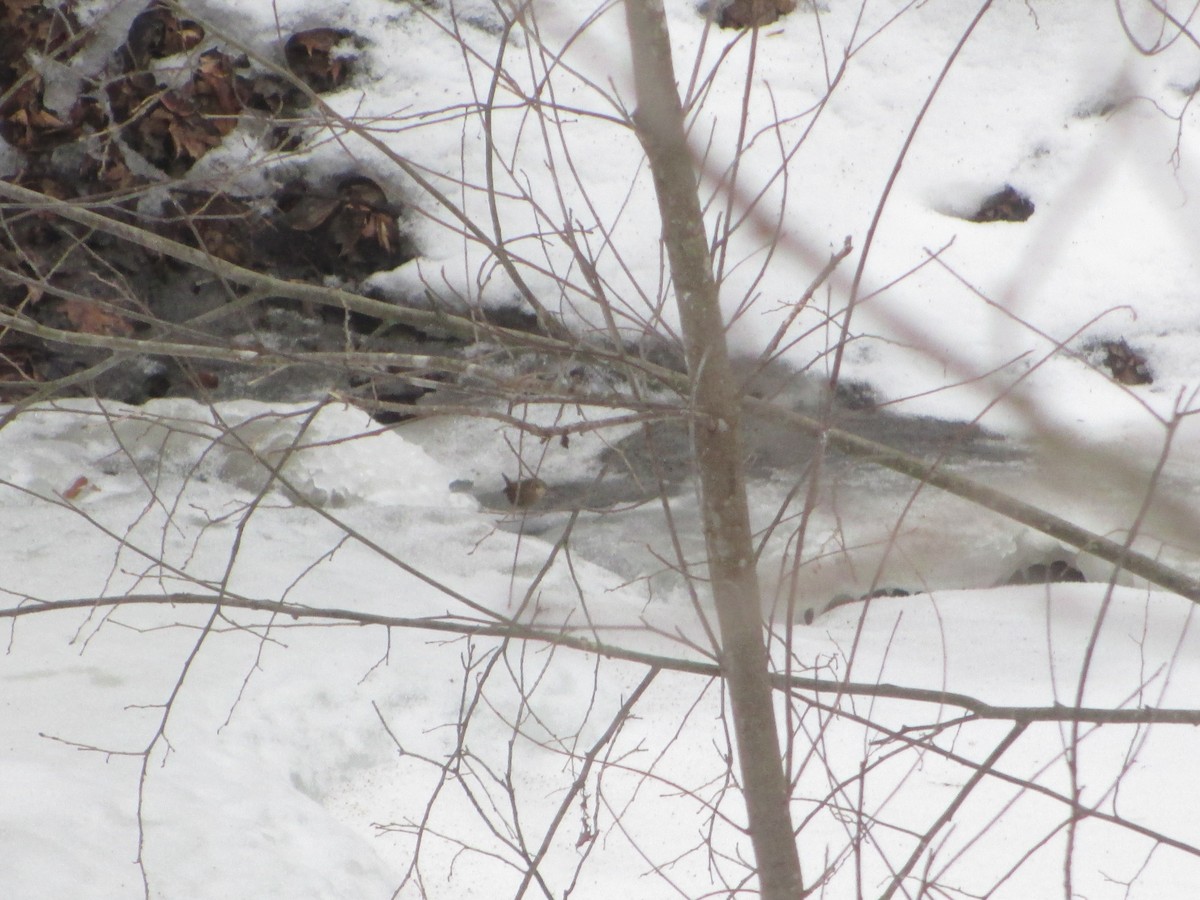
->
621, 2, 804, 896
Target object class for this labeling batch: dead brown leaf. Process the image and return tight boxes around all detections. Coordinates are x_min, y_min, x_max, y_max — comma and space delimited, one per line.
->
285, 28, 356, 93
61, 475, 90, 500
63, 299, 134, 337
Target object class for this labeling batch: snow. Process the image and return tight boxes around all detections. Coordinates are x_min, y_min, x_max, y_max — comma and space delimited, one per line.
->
6, 0, 1200, 897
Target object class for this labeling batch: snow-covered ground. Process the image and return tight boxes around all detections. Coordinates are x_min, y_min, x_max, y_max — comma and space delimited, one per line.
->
5, 1, 1200, 897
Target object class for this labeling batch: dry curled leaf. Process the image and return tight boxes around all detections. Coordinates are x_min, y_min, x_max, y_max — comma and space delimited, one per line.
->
275, 175, 407, 268
502, 474, 547, 508
68, 94, 107, 133
190, 49, 244, 136
106, 71, 160, 124
1099, 338, 1153, 385
121, 1, 204, 71
1, 0, 82, 90
61, 475, 90, 500
285, 28, 356, 93
0, 74, 79, 152
124, 88, 223, 173
970, 184, 1035, 223
330, 175, 401, 258
280, 194, 342, 232
166, 106, 221, 162
63, 299, 134, 337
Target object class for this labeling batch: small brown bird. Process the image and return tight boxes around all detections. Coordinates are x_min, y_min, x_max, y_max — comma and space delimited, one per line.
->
502, 474, 547, 508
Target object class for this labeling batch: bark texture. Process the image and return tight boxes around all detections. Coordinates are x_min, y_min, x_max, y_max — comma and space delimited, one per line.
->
622, 2, 804, 896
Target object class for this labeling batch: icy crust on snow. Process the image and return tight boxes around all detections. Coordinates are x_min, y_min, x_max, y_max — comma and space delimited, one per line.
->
0, 399, 684, 899
3, 399, 1200, 898
0, 397, 474, 509
0, 399, 647, 627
